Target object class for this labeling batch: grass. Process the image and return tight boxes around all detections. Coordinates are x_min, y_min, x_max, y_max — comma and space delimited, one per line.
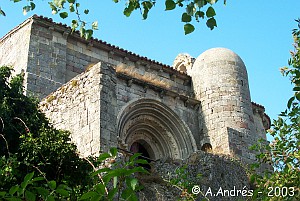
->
46, 95, 56, 103
71, 80, 78, 87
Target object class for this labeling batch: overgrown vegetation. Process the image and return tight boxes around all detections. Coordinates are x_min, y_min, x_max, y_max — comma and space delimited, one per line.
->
0, 65, 148, 200
250, 19, 300, 200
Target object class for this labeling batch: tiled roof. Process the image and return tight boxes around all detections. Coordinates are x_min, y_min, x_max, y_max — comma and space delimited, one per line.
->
31, 15, 189, 77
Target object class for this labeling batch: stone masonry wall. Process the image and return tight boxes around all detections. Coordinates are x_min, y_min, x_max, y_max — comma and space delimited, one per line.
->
40, 62, 117, 157
188, 48, 260, 164
23, 16, 194, 100
0, 19, 32, 77
115, 77, 201, 149
25, 21, 68, 99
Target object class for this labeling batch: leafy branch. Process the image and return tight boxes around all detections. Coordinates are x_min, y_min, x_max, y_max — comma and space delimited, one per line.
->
1, 0, 226, 37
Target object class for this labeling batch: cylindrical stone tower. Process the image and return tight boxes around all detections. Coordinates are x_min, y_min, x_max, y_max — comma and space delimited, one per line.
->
187, 48, 256, 161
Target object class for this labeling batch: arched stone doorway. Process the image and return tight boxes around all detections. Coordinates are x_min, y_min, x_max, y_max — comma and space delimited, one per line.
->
117, 98, 197, 160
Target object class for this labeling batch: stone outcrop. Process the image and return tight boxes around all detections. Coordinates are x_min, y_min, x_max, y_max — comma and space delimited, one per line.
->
138, 151, 251, 201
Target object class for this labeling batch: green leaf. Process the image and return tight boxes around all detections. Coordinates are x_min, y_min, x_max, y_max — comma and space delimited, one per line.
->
25, 190, 36, 201
206, 6, 216, 17
69, 4, 75, 12
195, 10, 205, 19
113, 176, 118, 188
296, 92, 300, 101
293, 86, 300, 91
80, 191, 98, 200
134, 159, 149, 164
56, 188, 69, 197
98, 152, 111, 162
165, 0, 176, 11
24, 172, 34, 183
0, 191, 6, 197
206, 0, 217, 5
142, 8, 149, 19
67, 0, 75, 3
47, 181, 56, 190
92, 21, 98, 30
6, 198, 23, 201
23, 6, 31, 15
184, 23, 195, 35
71, 20, 79, 31
0, 8, 6, 16
80, 26, 85, 37
46, 195, 55, 201
250, 174, 256, 183
85, 29, 93, 40
110, 147, 118, 157
129, 153, 141, 163
181, 13, 192, 22
91, 194, 101, 201
49, 2, 58, 15
287, 96, 295, 108
128, 166, 148, 174
142, 1, 153, 19
194, 0, 204, 7
94, 184, 105, 195
30, 2, 36, 10
186, 2, 196, 15
91, 167, 111, 177
206, 17, 217, 30
59, 12, 68, 19
9, 185, 19, 196
35, 187, 50, 198
130, 178, 138, 190
108, 188, 118, 200
84, 9, 89, 14
123, 2, 135, 17
121, 188, 137, 200
32, 177, 45, 182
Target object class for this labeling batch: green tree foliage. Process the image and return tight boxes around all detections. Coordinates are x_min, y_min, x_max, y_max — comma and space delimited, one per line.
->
0, 66, 93, 192
0, 66, 48, 155
80, 148, 148, 201
251, 19, 300, 201
112, 0, 224, 34
0, 66, 148, 200
0, 0, 226, 36
0, 148, 148, 201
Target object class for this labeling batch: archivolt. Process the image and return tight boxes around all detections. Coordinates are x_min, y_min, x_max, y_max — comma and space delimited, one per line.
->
117, 98, 197, 160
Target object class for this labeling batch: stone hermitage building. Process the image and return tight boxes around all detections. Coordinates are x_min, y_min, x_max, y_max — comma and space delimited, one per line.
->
0, 15, 270, 165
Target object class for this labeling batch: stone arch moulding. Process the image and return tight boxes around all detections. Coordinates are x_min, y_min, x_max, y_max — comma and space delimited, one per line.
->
117, 98, 197, 160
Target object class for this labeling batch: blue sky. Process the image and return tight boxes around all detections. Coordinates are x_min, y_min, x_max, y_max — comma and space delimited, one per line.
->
1, 0, 300, 140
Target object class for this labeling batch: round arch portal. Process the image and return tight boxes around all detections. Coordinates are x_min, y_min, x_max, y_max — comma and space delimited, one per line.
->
117, 98, 197, 160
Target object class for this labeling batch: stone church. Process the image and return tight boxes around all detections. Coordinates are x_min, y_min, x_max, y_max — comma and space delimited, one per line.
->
0, 15, 270, 165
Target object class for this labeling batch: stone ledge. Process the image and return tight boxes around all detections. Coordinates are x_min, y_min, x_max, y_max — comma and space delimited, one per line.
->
116, 72, 200, 109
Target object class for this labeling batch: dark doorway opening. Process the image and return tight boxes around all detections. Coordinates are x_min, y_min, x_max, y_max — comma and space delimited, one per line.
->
130, 141, 152, 170
201, 143, 212, 152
